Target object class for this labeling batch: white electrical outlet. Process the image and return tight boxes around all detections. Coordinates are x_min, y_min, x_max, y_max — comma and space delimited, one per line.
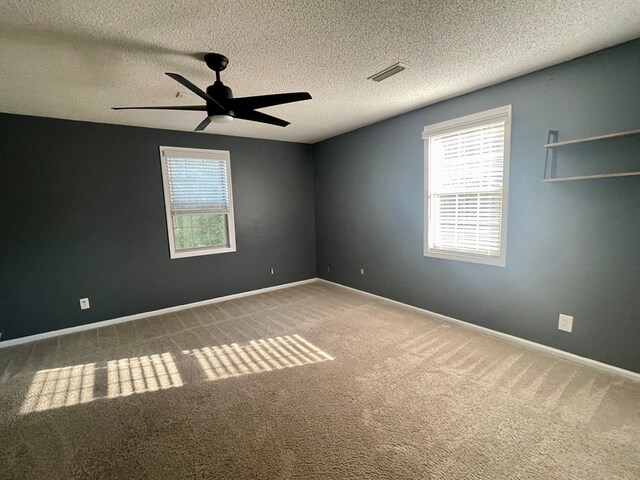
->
79, 298, 91, 310
360, 267, 365, 275
269, 267, 275, 275
558, 314, 573, 333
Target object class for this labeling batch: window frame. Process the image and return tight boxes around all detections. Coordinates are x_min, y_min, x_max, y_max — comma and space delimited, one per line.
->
159, 146, 237, 259
423, 105, 511, 267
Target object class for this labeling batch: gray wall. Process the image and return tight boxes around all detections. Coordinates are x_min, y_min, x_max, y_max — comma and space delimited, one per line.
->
0, 114, 316, 340
314, 39, 640, 373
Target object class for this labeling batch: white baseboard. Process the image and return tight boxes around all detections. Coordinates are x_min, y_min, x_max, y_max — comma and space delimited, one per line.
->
0, 278, 319, 349
319, 279, 640, 383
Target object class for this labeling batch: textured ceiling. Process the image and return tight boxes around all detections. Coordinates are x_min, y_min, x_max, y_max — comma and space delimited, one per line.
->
1, 1, 639, 143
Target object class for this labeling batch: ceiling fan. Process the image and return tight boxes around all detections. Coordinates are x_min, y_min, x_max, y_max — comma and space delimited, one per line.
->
112, 53, 311, 130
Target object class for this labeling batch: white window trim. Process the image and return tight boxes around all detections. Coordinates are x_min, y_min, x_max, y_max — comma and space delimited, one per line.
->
423, 105, 511, 267
159, 146, 237, 259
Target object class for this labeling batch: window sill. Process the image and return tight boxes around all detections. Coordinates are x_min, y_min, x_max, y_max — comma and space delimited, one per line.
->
424, 248, 505, 267
170, 246, 236, 259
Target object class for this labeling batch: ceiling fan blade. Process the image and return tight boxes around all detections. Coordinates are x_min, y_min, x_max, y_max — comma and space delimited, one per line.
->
112, 105, 207, 111
230, 92, 311, 111
234, 110, 290, 127
165, 73, 224, 112
194, 116, 211, 132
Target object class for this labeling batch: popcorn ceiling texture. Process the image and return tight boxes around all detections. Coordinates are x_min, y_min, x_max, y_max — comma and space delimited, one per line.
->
0, 0, 639, 143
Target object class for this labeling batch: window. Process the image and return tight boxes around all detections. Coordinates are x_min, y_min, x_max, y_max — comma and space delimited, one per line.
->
423, 105, 511, 267
159, 146, 236, 259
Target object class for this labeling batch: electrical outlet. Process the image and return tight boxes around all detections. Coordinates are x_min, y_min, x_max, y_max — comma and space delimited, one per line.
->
79, 298, 90, 310
269, 267, 275, 275
558, 314, 573, 333
360, 267, 365, 275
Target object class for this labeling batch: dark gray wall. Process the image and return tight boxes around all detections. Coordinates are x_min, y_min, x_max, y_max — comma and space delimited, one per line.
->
0, 115, 316, 340
314, 39, 640, 373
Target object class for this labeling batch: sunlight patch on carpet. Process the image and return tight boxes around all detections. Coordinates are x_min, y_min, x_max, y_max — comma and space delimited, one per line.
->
20, 363, 95, 414
20, 335, 333, 414
185, 334, 334, 381
20, 353, 183, 414
107, 353, 183, 398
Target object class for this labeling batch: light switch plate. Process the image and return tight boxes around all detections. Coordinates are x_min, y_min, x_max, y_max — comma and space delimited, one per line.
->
80, 298, 90, 310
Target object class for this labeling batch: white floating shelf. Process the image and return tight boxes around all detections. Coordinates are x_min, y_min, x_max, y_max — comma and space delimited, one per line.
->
544, 128, 640, 148
543, 171, 640, 182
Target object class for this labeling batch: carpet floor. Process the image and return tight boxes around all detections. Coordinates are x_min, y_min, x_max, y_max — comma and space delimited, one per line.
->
0, 281, 639, 479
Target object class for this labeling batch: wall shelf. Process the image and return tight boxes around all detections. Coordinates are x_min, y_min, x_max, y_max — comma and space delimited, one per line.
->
543, 129, 640, 181
543, 171, 640, 182
544, 128, 640, 148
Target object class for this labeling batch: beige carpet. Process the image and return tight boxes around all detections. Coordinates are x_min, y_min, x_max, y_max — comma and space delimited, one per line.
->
0, 281, 638, 479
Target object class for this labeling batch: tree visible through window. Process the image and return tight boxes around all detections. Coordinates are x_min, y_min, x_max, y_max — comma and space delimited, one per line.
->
173, 213, 227, 250
160, 147, 236, 259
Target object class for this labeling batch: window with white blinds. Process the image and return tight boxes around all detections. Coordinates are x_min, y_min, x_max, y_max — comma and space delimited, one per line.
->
423, 106, 511, 267
160, 146, 236, 259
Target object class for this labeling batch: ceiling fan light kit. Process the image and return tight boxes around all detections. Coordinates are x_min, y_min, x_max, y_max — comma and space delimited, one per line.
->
209, 114, 234, 124
112, 53, 311, 131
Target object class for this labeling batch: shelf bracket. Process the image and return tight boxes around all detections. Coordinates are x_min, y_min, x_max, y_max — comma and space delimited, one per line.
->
543, 130, 559, 180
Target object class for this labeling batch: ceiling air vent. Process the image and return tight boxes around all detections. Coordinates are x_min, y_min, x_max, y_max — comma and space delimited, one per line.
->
368, 62, 410, 82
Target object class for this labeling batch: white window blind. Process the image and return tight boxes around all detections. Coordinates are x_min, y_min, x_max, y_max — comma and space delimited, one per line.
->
166, 157, 230, 215
160, 147, 236, 259
423, 106, 511, 266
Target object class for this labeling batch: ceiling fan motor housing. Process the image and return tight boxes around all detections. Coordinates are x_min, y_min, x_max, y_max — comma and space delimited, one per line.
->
206, 82, 234, 116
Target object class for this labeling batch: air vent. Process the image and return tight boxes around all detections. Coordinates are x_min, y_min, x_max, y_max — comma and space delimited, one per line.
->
368, 62, 410, 82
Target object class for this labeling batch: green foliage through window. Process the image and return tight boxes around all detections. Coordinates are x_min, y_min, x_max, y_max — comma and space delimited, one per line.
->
173, 214, 228, 250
